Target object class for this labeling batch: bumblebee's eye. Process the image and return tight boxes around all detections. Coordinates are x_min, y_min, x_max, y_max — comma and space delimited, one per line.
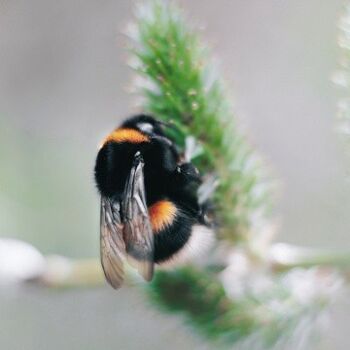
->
137, 122, 154, 134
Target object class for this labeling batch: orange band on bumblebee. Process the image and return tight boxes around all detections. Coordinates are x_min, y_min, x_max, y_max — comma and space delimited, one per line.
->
102, 128, 150, 146
148, 200, 177, 233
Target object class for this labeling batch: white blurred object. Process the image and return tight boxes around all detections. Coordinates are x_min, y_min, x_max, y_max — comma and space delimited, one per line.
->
281, 268, 343, 306
220, 249, 274, 300
184, 136, 203, 161
0, 238, 46, 284
198, 174, 219, 205
269, 243, 311, 266
219, 249, 251, 299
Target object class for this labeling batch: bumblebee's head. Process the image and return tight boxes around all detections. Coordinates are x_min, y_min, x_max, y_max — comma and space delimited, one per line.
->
122, 114, 167, 136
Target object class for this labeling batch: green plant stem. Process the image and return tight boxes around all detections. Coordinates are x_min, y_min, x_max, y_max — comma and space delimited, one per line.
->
130, 1, 271, 243
39, 257, 105, 288
270, 243, 350, 272
35, 244, 350, 288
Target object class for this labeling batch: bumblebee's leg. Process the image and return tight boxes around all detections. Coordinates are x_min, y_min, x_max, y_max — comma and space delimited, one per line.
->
175, 162, 201, 187
163, 162, 201, 214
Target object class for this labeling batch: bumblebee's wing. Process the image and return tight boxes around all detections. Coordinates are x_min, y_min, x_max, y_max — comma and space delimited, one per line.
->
100, 197, 125, 289
122, 152, 154, 281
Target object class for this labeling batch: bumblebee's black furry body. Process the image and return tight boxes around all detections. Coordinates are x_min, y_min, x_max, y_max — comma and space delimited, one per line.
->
95, 135, 177, 204
95, 115, 202, 266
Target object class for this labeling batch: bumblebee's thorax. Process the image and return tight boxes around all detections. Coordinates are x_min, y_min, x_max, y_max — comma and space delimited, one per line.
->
102, 127, 150, 146
95, 126, 178, 201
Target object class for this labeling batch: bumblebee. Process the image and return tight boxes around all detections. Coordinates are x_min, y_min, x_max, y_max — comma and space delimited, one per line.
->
95, 115, 214, 289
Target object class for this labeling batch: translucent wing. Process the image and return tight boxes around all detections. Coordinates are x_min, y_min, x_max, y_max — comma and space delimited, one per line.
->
122, 152, 154, 281
100, 197, 125, 289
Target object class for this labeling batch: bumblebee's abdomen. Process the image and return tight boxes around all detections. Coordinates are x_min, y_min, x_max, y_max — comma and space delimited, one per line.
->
149, 200, 177, 232
149, 200, 195, 263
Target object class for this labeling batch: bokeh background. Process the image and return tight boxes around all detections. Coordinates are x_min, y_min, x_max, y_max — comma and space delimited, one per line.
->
1, 0, 350, 349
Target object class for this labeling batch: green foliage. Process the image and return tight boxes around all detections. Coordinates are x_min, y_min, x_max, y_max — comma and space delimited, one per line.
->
128, 1, 344, 348
147, 266, 334, 348
130, 1, 270, 242
147, 267, 256, 343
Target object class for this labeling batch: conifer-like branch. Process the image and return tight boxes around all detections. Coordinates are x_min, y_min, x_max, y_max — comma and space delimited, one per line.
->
125, 1, 348, 347
129, 1, 270, 243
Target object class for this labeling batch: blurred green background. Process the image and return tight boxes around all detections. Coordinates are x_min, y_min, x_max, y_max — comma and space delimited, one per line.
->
1, 0, 350, 349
